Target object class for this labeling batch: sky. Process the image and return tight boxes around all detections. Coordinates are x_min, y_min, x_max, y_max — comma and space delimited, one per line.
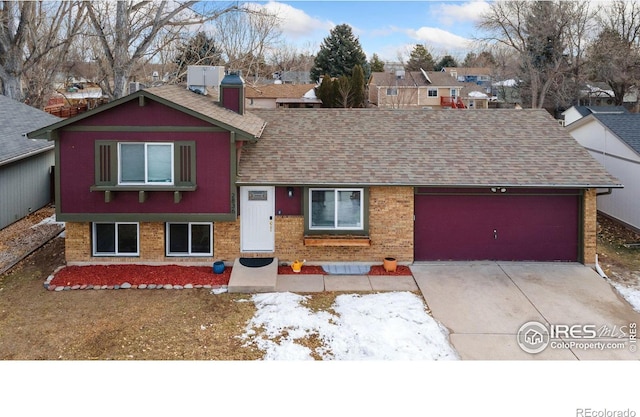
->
249, 0, 492, 62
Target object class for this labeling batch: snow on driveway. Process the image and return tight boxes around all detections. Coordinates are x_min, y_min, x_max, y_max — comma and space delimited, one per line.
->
240, 291, 459, 360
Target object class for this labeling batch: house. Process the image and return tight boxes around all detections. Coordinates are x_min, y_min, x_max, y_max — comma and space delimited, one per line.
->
28, 73, 621, 266
441, 67, 493, 89
458, 83, 490, 110
578, 83, 639, 108
0, 95, 61, 229
368, 70, 467, 109
561, 105, 628, 127
245, 83, 321, 109
566, 113, 640, 232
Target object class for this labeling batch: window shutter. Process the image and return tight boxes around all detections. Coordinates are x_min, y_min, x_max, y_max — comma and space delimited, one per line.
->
175, 141, 196, 186
95, 141, 117, 186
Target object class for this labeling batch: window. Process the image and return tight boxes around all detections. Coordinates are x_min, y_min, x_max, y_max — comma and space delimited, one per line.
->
166, 222, 213, 256
450, 88, 458, 99
428, 88, 438, 97
310, 189, 363, 230
386, 88, 398, 96
93, 222, 139, 256
119, 143, 173, 185
95, 141, 196, 188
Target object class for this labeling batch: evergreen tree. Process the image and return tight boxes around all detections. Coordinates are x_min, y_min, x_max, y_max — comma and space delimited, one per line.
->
174, 32, 224, 81
350, 64, 365, 107
310, 24, 368, 83
316, 74, 334, 108
435, 55, 458, 71
405, 44, 435, 71
369, 53, 385, 72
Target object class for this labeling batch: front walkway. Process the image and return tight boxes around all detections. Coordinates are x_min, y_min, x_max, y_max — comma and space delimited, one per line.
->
227, 258, 419, 293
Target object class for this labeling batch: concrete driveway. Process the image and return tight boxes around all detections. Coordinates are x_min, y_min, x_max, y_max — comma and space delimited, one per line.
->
411, 262, 640, 360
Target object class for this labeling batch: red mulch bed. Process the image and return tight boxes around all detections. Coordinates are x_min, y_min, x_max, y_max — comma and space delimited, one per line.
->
368, 265, 413, 276
49, 263, 413, 288
50, 264, 231, 287
278, 265, 327, 275
277, 264, 413, 276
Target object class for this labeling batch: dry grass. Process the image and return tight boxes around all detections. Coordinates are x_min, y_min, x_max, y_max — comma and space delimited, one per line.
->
596, 214, 640, 286
0, 238, 264, 360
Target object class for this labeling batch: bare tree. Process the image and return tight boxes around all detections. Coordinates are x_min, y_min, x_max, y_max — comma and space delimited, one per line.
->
85, 1, 240, 99
476, 0, 595, 109
0, 1, 86, 103
587, 0, 640, 106
213, 5, 282, 83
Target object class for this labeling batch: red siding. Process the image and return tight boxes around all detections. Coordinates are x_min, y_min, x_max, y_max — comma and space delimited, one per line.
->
75, 99, 213, 127
58, 102, 232, 215
222, 88, 241, 114
275, 186, 302, 215
415, 190, 579, 261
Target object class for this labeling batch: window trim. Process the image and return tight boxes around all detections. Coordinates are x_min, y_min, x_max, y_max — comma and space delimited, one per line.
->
92, 222, 140, 257
386, 87, 398, 96
308, 188, 365, 231
118, 142, 175, 186
428, 88, 438, 97
165, 222, 213, 257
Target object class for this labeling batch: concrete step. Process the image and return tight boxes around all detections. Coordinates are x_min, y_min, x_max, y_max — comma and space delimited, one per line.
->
227, 257, 278, 293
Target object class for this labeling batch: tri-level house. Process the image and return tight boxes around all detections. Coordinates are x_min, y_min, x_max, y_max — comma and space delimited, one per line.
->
29, 72, 621, 266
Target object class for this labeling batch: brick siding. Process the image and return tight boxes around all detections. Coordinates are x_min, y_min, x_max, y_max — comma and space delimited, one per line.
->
64, 186, 415, 265
582, 188, 597, 265
63, 186, 596, 265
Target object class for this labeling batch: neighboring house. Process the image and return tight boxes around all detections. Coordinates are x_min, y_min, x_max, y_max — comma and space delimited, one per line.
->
0, 95, 61, 229
578, 83, 639, 108
566, 113, 640, 232
561, 105, 628, 127
441, 67, 493, 90
368, 70, 467, 109
245, 83, 321, 109
273, 71, 312, 84
28, 74, 620, 267
458, 83, 490, 110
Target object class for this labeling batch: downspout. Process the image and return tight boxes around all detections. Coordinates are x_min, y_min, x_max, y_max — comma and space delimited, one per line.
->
596, 188, 612, 196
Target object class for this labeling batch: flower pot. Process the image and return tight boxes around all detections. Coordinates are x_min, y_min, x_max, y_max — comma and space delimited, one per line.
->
213, 261, 225, 274
383, 257, 397, 272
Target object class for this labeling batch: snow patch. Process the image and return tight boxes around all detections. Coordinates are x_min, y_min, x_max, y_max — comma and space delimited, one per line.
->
241, 291, 458, 360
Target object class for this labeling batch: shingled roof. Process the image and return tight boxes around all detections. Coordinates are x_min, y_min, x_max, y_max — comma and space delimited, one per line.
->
0, 95, 60, 166
145, 85, 266, 139
28, 84, 267, 141
238, 108, 621, 188
590, 113, 640, 155
245, 84, 316, 99
369, 71, 463, 87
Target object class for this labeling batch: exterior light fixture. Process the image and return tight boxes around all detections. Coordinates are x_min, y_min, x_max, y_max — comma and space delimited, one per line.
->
287, 187, 294, 198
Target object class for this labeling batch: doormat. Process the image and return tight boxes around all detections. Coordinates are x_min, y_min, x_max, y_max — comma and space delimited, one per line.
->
322, 265, 371, 275
239, 257, 274, 268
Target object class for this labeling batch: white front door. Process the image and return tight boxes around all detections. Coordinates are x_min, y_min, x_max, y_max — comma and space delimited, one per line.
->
240, 186, 275, 252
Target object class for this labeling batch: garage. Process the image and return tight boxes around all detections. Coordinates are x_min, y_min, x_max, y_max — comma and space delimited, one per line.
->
414, 188, 580, 262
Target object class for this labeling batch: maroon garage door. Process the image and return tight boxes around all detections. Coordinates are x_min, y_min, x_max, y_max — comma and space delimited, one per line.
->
414, 190, 580, 261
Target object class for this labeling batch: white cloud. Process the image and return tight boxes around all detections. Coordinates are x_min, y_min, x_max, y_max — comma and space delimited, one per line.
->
434, 1, 491, 27
407, 26, 473, 51
251, 1, 334, 39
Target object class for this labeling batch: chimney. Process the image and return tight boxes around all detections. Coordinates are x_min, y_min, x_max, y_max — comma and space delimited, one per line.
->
220, 70, 245, 115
